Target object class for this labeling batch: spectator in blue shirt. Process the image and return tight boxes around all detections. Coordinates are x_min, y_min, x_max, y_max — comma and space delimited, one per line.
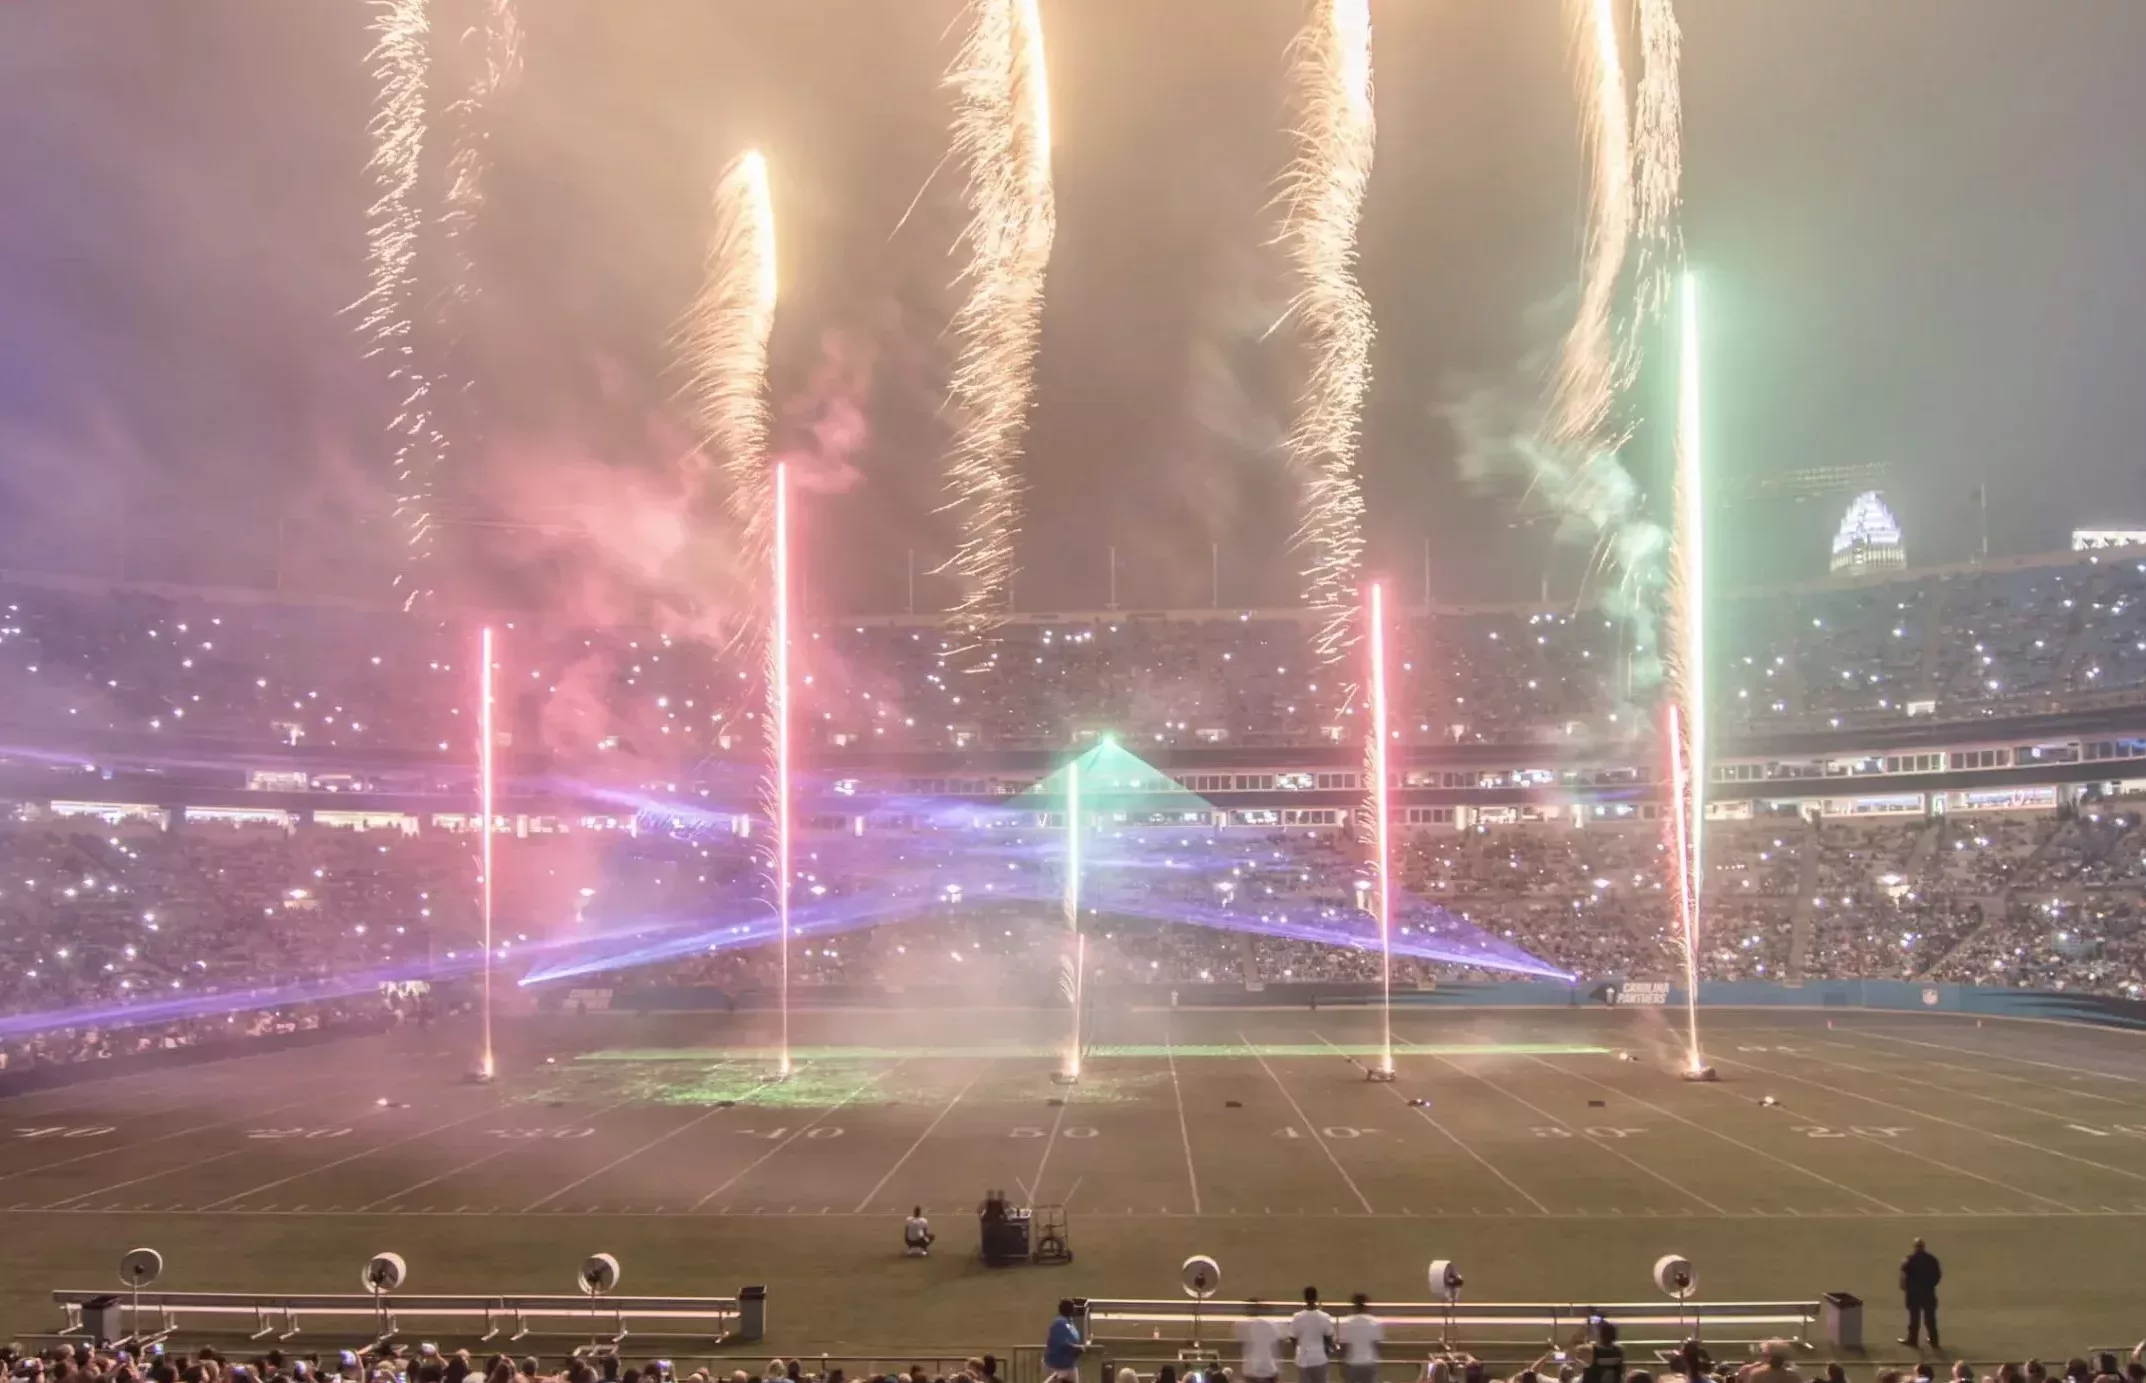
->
1045, 1301, 1086, 1382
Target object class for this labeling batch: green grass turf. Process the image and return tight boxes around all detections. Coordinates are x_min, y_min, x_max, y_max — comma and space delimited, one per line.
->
4, 1008, 2145, 1366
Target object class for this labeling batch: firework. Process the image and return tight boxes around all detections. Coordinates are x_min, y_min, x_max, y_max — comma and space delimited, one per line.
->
679, 149, 781, 591
477, 624, 496, 1079
441, 0, 521, 314
356, 0, 440, 592
1549, 0, 1634, 451
1280, 0, 1376, 666
1664, 270, 1706, 1073
772, 464, 794, 1078
1632, 0, 1685, 323
941, 0, 1056, 642
674, 150, 785, 1073
1363, 580, 1395, 1077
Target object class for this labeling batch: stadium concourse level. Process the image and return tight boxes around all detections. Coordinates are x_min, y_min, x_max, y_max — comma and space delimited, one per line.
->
7, 800, 2146, 1072
7, 549, 2146, 760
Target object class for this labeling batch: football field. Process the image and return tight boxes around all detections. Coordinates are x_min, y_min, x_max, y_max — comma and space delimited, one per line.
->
6, 1006, 2146, 1362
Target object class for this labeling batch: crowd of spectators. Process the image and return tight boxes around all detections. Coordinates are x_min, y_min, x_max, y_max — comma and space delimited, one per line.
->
10, 550, 2146, 761
12, 551, 2146, 1046
0, 817, 484, 1073
0, 1345, 1018, 1383
14, 800, 2146, 1062
10, 1337, 2146, 1383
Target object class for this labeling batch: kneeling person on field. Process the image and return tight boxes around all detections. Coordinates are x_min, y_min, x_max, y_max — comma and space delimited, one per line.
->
904, 1207, 934, 1257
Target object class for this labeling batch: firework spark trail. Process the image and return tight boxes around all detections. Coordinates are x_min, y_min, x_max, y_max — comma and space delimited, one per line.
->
1664, 270, 1707, 1072
941, 0, 1055, 645
674, 149, 784, 1066
1549, 0, 1635, 450
1632, 0, 1685, 324
1279, 0, 1376, 667
355, 0, 440, 593
679, 150, 781, 595
441, 0, 521, 316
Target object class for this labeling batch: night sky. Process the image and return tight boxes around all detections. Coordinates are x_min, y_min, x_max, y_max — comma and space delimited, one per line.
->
2, 1, 2143, 612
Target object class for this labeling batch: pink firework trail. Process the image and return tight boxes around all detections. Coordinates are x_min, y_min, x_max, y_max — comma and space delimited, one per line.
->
477, 624, 496, 1079
1365, 580, 1394, 1076
771, 463, 794, 1078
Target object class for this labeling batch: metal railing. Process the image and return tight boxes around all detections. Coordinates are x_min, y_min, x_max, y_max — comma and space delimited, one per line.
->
1080, 1298, 1821, 1354
52, 1288, 763, 1347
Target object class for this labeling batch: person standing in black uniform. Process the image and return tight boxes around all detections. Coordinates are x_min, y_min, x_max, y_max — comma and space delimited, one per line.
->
1899, 1238, 1943, 1350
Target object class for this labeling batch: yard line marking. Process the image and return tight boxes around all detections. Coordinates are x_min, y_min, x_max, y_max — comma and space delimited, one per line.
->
851, 1067, 987, 1214
1768, 1030, 2146, 1116
1841, 1128, 2077, 1212
1028, 1076, 1076, 1207
1063, 1174, 1084, 1208
1329, 1034, 1547, 1214
1825, 1042, 2146, 1126
40, 1147, 257, 1208
196, 1098, 509, 1211
0, 1056, 429, 1186
1528, 1055, 1903, 1214
1400, 1039, 1722, 1215
2, 1090, 322, 1186
1846, 1028, 2146, 1088
689, 1065, 900, 1212
26, 1065, 397, 1204
356, 1097, 638, 1212
1165, 1025, 1203, 1215
1719, 1051, 2146, 1188
521, 1068, 795, 1213
1238, 1032, 1373, 1215
524, 1107, 728, 1214
0, 1030, 384, 1110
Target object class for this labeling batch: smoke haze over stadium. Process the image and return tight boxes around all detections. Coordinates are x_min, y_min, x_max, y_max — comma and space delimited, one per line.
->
2, 1, 2144, 611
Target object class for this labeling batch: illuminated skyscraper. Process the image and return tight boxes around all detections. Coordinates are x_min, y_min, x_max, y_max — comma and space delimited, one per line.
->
1830, 490, 1906, 575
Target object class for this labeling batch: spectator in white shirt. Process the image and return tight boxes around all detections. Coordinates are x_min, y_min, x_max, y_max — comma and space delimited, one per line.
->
1289, 1288, 1336, 1383
1234, 1301, 1284, 1383
1337, 1296, 1381, 1383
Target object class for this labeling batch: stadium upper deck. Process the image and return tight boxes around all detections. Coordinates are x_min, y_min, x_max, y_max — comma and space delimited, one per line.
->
6, 545, 2146, 759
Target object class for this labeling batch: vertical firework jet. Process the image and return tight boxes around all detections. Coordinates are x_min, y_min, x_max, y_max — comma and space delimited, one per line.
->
1280, 0, 1376, 667
942, 0, 1055, 645
1364, 580, 1395, 1078
1665, 270, 1707, 1072
1550, 0, 1635, 450
477, 624, 496, 1079
357, 0, 439, 592
680, 150, 781, 589
675, 149, 785, 1073
772, 465, 794, 1079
